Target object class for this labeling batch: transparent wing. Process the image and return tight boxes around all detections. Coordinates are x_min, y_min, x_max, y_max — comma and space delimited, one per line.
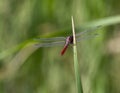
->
34, 37, 66, 42
76, 25, 101, 38
34, 41, 65, 47
76, 33, 99, 43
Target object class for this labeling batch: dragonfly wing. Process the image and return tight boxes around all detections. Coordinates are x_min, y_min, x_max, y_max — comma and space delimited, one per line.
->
34, 41, 65, 47
76, 33, 99, 43
76, 25, 101, 37
34, 37, 66, 42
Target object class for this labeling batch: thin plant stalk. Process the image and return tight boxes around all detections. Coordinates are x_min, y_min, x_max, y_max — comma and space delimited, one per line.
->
71, 16, 83, 93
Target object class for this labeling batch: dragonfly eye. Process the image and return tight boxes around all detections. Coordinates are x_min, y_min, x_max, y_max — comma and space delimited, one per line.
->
69, 36, 73, 44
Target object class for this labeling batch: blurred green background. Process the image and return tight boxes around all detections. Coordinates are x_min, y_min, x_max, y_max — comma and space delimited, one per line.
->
0, 0, 120, 93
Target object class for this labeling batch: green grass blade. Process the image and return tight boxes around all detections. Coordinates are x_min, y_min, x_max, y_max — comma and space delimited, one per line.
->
71, 16, 83, 93
82, 15, 120, 28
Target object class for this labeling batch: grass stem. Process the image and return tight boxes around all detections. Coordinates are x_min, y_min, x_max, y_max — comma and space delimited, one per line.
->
71, 16, 83, 93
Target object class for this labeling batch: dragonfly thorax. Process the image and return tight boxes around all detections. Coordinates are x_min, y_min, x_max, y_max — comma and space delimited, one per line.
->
66, 36, 73, 44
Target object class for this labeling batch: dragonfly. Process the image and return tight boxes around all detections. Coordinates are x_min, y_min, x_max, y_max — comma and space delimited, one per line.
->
34, 26, 101, 55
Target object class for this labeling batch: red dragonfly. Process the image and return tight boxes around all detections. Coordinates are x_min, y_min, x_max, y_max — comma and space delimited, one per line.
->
34, 26, 101, 55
